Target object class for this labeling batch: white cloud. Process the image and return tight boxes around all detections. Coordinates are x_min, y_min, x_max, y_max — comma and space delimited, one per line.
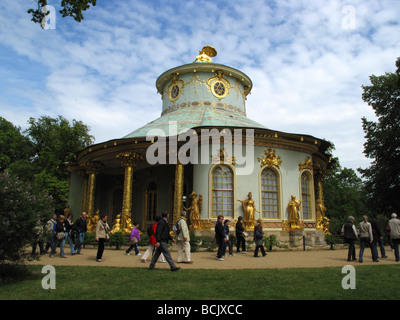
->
0, 0, 399, 172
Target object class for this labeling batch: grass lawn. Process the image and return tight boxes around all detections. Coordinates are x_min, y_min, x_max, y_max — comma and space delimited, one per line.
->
0, 264, 399, 300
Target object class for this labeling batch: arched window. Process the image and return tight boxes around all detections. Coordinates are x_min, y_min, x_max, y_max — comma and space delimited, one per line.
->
146, 182, 157, 222
261, 168, 280, 218
212, 165, 234, 217
301, 172, 312, 219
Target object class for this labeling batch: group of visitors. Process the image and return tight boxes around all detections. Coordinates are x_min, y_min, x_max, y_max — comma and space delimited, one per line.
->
32, 212, 89, 259
215, 215, 267, 260
33, 209, 268, 268
341, 213, 400, 262
37, 209, 400, 269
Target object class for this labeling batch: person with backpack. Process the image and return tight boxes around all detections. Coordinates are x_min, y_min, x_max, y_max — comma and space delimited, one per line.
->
176, 211, 192, 264
148, 211, 180, 271
341, 216, 358, 261
141, 216, 165, 263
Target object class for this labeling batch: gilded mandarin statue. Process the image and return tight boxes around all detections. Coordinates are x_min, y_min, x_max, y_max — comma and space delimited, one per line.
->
238, 192, 260, 231
110, 211, 134, 234
185, 192, 202, 230
288, 195, 302, 230
194, 45, 217, 63
316, 199, 330, 234
87, 209, 100, 233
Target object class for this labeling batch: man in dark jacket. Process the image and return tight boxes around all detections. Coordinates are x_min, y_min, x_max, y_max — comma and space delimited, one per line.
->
149, 211, 180, 271
235, 216, 246, 253
341, 216, 358, 261
215, 215, 227, 260
74, 212, 87, 255
371, 214, 387, 259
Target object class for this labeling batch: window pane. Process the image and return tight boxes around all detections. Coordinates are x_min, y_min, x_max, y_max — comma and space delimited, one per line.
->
212, 165, 234, 217
301, 172, 312, 219
261, 168, 279, 218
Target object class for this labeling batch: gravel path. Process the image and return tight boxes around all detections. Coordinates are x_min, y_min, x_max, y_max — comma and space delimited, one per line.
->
28, 245, 398, 269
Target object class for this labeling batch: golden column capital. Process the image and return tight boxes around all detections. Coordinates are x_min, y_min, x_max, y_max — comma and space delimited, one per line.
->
84, 160, 104, 173
116, 152, 144, 167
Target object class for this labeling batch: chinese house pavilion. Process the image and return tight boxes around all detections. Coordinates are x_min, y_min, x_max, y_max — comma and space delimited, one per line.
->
67, 46, 333, 245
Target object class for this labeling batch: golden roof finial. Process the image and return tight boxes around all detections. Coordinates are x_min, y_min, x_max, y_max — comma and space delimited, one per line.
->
194, 46, 217, 63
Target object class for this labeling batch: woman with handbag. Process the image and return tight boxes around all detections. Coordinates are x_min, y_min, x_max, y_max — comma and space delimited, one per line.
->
125, 222, 141, 256
95, 214, 110, 262
253, 219, 267, 258
50, 215, 67, 258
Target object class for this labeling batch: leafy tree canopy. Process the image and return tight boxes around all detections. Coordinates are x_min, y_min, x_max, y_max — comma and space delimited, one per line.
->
1, 115, 94, 213
359, 57, 400, 215
0, 170, 54, 264
28, 0, 97, 25
323, 162, 370, 234
0, 117, 33, 171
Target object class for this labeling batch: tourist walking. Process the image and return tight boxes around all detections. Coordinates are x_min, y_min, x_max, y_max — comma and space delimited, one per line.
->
341, 216, 358, 261
224, 219, 234, 256
359, 215, 378, 262
65, 213, 76, 255
176, 211, 192, 264
126, 222, 141, 256
235, 216, 246, 253
95, 214, 110, 262
74, 212, 87, 254
44, 214, 57, 254
50, 215, 67, 258
388, 213, 400, 262
370, 214, 387, 259
31, 219, 45, 256
141, 216, 166, 263
253, 219, 266, 257
148, 212, 180, 271
215, 215, 227, 260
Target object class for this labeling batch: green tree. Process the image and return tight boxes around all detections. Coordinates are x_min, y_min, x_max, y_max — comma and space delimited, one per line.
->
359, 57, 400, 215
28, 0, 97, 25
25, 115, 94, 212
0, 170, 54, 265
323, 164, 369, 234
0, 117, 33, 171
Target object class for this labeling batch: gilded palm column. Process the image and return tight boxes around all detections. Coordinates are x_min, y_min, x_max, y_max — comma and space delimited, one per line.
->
85, 161, 103, 218
112, 152, 143, 234
173, 162, 184, 224
78, 169, 88, 214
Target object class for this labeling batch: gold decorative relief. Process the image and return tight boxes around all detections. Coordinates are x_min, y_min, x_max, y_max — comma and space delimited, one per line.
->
167, 73, 184, 103
299, 156, 313, 171
257, 148, 282, 168
211, 148, 236, 165
207, 70, 230, 100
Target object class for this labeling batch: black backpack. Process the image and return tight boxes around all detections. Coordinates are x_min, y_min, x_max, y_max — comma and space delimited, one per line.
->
147, 225, 154, 237
173, 219, 182, 235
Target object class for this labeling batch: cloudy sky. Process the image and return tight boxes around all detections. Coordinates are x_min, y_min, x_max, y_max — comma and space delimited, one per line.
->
0, 0, 399, 172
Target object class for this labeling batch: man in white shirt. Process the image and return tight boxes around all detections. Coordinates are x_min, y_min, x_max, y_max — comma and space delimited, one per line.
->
176, 211, 193, 264
389, 213, 400, 262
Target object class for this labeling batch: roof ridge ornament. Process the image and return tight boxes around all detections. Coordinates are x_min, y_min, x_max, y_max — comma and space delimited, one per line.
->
194, 46, 217, 63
